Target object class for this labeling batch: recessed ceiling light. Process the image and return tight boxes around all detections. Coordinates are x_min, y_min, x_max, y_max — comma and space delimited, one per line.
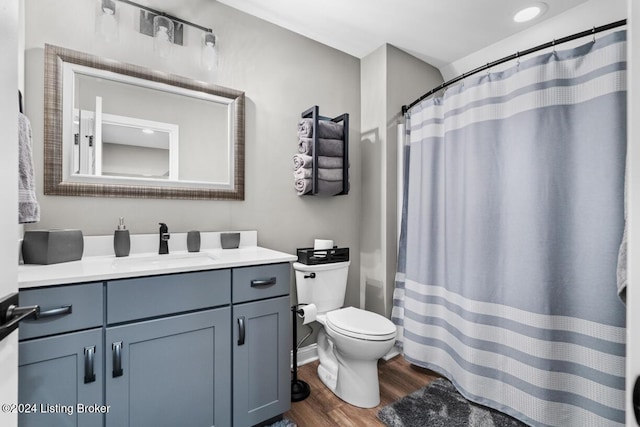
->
513, 3, 548, 23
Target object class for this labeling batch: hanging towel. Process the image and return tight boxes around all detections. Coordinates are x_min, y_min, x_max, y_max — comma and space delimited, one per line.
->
18, 112, 40, 224
298, 118, 344, 139
298, 137, 344, 157
293, 154, 344, 170
617, 166, 627, 303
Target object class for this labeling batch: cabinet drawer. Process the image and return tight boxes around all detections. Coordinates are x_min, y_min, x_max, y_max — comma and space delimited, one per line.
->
232, 263, 290, 303
107, 269, 230, 324
19, 283, 103, 341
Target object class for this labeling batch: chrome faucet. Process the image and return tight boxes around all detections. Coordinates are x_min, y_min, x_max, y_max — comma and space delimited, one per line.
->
159, 223, 170, 254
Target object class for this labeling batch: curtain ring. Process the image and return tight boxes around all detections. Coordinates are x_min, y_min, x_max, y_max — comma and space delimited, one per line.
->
552, 39, 556, 54
592, 26, 596, 43
516, 51, 520, 67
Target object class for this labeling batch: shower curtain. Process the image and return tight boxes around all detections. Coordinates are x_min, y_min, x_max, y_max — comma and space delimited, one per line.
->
393, 31, 627, 426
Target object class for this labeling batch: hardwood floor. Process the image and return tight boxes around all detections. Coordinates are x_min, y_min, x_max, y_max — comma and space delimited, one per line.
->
284, 356, 439, 426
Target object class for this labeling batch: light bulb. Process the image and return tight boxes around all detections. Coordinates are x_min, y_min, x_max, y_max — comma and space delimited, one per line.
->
153, 16, 174, 58
96, 0, 118, 42
202, 33, 218, 72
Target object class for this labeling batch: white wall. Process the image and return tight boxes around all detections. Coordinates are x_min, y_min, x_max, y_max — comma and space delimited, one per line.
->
360, 45, 442, 317
0, 1, 19, 424
441, 0, 627, 80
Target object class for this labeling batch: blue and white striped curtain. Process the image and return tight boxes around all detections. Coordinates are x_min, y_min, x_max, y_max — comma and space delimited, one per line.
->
393, 31, 627, 426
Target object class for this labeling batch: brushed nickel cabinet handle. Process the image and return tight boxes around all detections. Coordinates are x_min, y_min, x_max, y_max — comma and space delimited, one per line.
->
237, 317, 245, 346
112, 341, 123, 378
39, 305, 72, 318
250, 277, 276, 288
84, 346, 96, 384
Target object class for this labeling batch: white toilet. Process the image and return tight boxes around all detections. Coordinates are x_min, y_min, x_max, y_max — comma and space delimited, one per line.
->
293, 260, 397, 408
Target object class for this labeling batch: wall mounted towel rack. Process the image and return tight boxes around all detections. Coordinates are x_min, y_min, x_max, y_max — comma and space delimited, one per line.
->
300, 105, 349, 196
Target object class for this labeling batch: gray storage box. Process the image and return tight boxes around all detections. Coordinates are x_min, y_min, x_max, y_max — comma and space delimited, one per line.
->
22, 229, 84, 265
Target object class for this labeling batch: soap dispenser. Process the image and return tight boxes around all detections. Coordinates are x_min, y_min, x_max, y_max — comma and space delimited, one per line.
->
114, 217, 130, 257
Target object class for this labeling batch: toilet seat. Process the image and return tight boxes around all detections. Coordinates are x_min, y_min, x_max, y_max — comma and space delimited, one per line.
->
325, 307, 396, 341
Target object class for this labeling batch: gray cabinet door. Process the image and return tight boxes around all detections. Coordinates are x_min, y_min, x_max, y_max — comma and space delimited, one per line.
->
18, 328, 103, 427
105, 308, 231, 427
233, 296, 290, 426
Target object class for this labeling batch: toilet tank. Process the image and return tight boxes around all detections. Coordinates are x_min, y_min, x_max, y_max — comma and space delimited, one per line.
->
293, 261, 350, 314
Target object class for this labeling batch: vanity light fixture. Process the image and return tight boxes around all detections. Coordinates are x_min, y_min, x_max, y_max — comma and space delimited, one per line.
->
202, 32, 218, 71
95, 0, 217, 73
96, 0, 119, 41
153, 15, 174, 58
513, 2, 548, 23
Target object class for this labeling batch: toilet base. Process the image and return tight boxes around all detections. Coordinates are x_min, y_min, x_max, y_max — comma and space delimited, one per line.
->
316, 328, 394, 408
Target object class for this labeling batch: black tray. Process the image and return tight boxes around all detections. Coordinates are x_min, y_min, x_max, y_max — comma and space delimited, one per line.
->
296, 247, 349, 265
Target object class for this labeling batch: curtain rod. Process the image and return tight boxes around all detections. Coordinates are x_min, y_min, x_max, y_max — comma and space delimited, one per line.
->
401, 19, 627, 114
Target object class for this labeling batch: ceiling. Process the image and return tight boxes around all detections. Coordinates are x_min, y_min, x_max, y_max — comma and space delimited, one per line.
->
215, 0, 590, 68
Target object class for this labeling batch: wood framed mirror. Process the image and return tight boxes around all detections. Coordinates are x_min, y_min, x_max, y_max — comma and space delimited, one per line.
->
44, 44, 245, 200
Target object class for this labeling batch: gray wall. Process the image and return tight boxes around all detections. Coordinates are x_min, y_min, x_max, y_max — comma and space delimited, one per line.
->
22, 0, 445, 348
360, 44, 443, 318
23, 0, 361, 310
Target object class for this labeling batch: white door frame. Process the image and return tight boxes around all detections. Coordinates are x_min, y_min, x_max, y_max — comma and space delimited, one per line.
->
0, 0, 21, 426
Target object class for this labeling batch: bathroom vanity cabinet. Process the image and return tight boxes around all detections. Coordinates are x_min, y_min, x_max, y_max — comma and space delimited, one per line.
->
104, 270, 232, 427
18, 283, 104, 427
232, 264, 291, 426
17, 262, 292, 427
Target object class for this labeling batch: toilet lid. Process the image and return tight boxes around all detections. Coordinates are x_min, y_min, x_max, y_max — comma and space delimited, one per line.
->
326, 307, 397, 341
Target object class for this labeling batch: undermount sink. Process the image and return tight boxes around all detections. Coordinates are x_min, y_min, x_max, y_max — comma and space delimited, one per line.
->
111, 252, 217, 268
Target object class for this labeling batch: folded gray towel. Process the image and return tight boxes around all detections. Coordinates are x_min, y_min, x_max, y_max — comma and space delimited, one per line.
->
18, 112, 40, 224
294, 178, 344, 196
298, 138, 344, 157
298, 118, 344, 139
318, 168, 343, 182
293, 154, 343, 170
294, 167, 343, 182
317, 156, 343, 169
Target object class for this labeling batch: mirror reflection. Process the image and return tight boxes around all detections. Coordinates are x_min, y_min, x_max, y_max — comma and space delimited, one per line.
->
44, 44, 245, 200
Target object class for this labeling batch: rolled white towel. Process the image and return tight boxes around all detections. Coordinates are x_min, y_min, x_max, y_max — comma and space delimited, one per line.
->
293, 154, 312, 170
294, 178, 312, 195
294, 168, 312, 180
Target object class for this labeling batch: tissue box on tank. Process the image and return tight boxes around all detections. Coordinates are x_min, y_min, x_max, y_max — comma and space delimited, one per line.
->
22, 230, 84, 265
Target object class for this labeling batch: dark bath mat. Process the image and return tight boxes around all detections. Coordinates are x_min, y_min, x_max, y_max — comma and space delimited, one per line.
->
377, 378, 528, 427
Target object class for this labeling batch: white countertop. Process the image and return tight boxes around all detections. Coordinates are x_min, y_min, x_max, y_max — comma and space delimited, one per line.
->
18, 231, 297, 289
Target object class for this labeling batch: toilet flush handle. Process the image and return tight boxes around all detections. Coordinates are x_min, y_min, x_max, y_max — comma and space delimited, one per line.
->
304, 273, 316, 279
